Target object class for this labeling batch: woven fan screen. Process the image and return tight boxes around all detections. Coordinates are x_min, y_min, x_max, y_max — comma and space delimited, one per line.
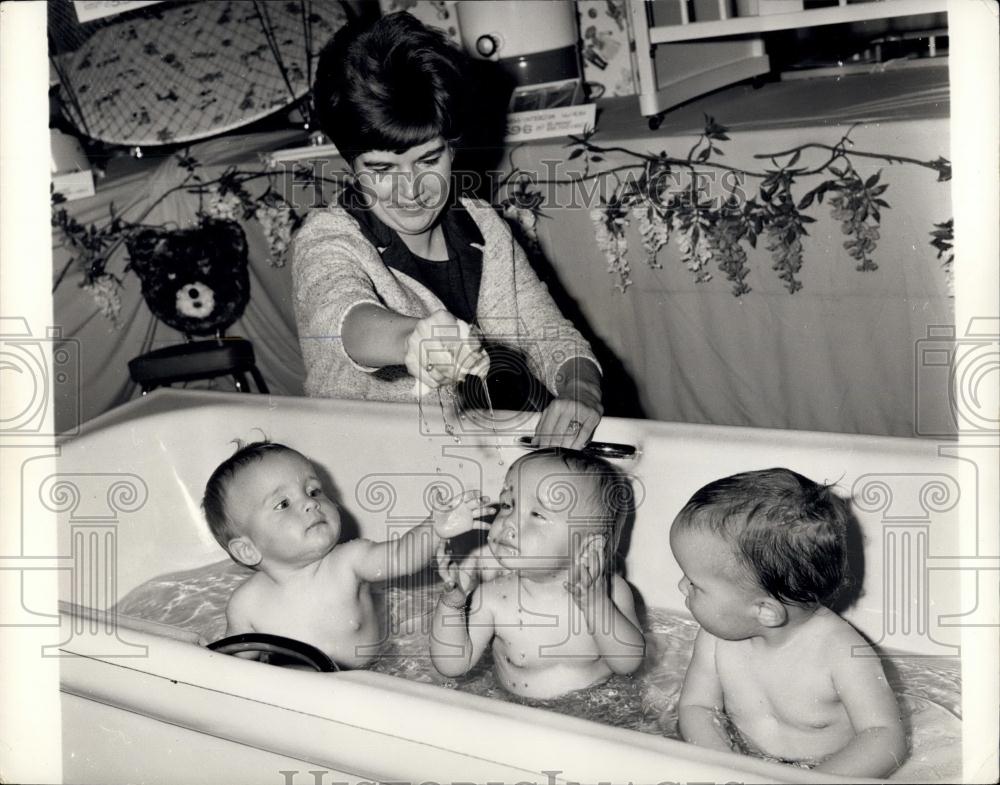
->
51, 0, 347, 146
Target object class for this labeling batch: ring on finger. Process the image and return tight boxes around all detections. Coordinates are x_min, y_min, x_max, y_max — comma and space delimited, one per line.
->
566, 419, 583, 433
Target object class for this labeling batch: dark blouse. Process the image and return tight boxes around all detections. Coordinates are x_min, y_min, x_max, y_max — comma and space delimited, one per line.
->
340, 188, 550, 412
342, 191, 484, 325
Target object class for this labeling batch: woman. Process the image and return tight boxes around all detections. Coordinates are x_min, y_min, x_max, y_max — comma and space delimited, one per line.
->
293, 12, 602, 448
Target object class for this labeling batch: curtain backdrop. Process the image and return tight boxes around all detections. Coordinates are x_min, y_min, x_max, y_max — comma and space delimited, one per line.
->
52, 71, 953, 438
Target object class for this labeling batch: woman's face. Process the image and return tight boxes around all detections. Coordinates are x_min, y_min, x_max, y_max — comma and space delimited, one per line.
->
352, 137, 453, 240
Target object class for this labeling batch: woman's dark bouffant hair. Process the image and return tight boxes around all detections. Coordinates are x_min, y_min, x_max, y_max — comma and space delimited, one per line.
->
313, 11, 470, 163
673, 468, 852, 607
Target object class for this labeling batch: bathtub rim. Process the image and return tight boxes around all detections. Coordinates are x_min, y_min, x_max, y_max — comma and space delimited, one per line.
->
59, 387, 954, 453
56, 605, 887, 785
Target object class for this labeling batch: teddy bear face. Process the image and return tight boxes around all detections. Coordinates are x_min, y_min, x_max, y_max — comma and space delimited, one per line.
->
126, 217, 250, 336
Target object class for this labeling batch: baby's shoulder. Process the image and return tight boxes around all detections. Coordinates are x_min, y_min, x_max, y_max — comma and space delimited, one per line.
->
228, 572, 264, 605
226, 573, 267, 628
802, 608, 871, 656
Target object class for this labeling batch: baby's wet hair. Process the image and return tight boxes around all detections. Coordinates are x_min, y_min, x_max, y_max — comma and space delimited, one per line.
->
674, 468, 851, 607
514, 447, 633, 566
202, 440, 298, 561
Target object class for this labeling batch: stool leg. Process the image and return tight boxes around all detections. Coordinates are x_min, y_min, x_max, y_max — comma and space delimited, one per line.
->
232, 372, 250, 393
249, 365, 269, 394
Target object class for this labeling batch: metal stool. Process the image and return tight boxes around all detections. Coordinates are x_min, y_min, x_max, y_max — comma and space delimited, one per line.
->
128, 338, 268, 394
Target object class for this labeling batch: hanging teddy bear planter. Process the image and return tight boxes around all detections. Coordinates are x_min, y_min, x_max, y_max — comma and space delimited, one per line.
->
125, 217, 250, 337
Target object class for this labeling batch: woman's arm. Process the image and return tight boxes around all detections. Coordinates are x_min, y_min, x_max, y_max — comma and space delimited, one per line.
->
341, 302, 417, 367
343, 305, 488, 389
482, 214, 603, 447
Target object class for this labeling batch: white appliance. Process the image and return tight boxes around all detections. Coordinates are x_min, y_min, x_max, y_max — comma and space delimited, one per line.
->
456, 0, 584, 110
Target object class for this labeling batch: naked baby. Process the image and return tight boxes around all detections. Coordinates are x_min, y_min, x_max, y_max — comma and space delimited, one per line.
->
670, 468, 906, 777
430, 448, 645, 699
203, 441, 487, 669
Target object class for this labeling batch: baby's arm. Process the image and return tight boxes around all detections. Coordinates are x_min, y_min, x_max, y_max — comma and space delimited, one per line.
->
458, 544, 509, 587
223, 584, 259, 660
677, 628, 733, 752
584, 575, 645, 674
351, 490, 494, 582
430, 583, 496, 677
814, 633, 906, 777
566, 541, 644, 673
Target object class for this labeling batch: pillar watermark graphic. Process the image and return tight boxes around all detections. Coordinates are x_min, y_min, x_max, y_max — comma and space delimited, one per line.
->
852, 473, 964, 656
0, 463, 152, 658
857, 316, 1000, 658
1, 317, 149, 657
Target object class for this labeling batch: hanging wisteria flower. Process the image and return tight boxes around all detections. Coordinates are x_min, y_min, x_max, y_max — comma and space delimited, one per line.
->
633, 202, 668, 268
673, 212, 713, 283
499, 176, 545, 252
503, 203, 539, 250
82, 274, 123, 328
175, 282, 216, 319
256, 203, 295, 267
204, 186, 243, 222
591, 205, 631, 291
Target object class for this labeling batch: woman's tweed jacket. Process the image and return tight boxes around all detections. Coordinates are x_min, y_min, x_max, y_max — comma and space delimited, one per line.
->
292, 197, 598, 402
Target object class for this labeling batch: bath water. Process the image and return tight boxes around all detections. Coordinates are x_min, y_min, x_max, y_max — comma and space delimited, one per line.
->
477, 381, 504, 466
115, 560, 962, 781
430, 383, 504, 466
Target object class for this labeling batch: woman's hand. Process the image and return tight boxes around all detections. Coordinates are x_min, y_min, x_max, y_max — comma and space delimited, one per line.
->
404, 310, 490, 391
533, 358, 603, 449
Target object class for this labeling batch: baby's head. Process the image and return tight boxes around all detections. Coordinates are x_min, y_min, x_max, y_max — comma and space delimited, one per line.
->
202, 441, 341, 570
488, 448, 629, 577
669, 468, 850, 639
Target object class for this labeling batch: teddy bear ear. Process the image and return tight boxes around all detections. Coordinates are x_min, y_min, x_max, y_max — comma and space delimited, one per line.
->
216, 219, 248, 258
125, 228, 167, 274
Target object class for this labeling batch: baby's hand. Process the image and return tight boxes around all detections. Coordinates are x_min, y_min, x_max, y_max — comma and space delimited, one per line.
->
429, 488, 496, 539
437, 539, 481, 599
565, 536, 606, 612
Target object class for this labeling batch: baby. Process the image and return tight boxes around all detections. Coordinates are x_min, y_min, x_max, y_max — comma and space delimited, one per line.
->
203, 441, 486, 669
430, 448, 645, 699
670, 468, 905, 777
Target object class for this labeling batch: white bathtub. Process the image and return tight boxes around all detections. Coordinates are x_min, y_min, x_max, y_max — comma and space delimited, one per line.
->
50, 389, 975, 784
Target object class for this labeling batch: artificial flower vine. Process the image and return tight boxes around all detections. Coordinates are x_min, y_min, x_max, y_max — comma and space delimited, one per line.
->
51, 151, 336, 326
54, 120, 956, 328
495, 117, 954, 296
